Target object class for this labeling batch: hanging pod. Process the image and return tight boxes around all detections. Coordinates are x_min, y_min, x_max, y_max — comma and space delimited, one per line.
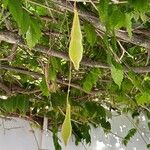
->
69, 9, 83, 70
61, 103, 72, 146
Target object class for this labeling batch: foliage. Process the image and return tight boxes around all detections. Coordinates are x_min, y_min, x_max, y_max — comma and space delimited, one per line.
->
122, 128, 137, 146
0, 0, 150, 149
111, 62, 123, 88
83, 68, 101, 92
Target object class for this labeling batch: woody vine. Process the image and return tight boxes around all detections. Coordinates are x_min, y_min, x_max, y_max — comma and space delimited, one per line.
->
0, 0, 150, 149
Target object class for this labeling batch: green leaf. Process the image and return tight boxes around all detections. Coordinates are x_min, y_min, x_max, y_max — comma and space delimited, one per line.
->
2, 99, 14, 113
83, 68, 101, 92
35, 6, 47, 16
69, 9, 83, 70
111, 63, 124, 88
84, 22, 97, 46
40, 77, 50, 96
98, 0, 109, 23
48, 66, 56, 82
48, 58, 60, 82
53, 133, 62, 150
61, 103, 72, 146
72, 122, 91, 145
50, 57, 61, 72
20, 10, 30, 34
136, 92, 150, 105
7, 0, 30, 34
16, 95, 29, 114
121, 79, 133, 93
108, 6, 124, 29
128, 71, 143, 92
8, 0, 23, 27
148, 122, 150, 130
51, 92, 66, 107
2, 0, 8, 7
26, 18, 42, 48
84, 102, 106, 119
147, 144, 150, 149
100, 118, 111, 131
0, 95, 29, 114
99, 2, 133, 35
125, 13, 133, 38
122, 128, 137, 146
128, 0, 149, 13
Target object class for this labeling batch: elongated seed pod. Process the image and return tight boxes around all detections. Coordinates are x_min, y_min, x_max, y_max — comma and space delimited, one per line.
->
69, 9, 83, 70
61, 103, 72, 146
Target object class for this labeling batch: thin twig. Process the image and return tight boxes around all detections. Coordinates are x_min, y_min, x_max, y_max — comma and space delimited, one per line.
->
0, 65, 103, 95
88, 0, 98, 11
118, 41, 133, 61
26, 0, 63, 14
45, 0, 57, 22
66, 62, 72, 104
0, 82, 11, 95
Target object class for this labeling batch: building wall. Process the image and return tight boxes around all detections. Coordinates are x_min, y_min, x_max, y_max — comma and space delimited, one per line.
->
0, 113, 149, 150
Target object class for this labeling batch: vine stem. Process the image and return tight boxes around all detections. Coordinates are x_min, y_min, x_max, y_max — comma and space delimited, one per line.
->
65, 0, 78, 105
66, 62, 72, 105
74, 0, 77, 10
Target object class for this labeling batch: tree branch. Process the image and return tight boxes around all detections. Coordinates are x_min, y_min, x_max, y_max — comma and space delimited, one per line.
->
51, 0, 150, 49
0, 65, 102, 94
0, 64, 41, 78
0, 82, 11, 95
0, 81, 41, 95
1, 31, 150, 73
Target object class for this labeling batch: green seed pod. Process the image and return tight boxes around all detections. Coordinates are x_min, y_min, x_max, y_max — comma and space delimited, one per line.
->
69, 9, 83, 70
